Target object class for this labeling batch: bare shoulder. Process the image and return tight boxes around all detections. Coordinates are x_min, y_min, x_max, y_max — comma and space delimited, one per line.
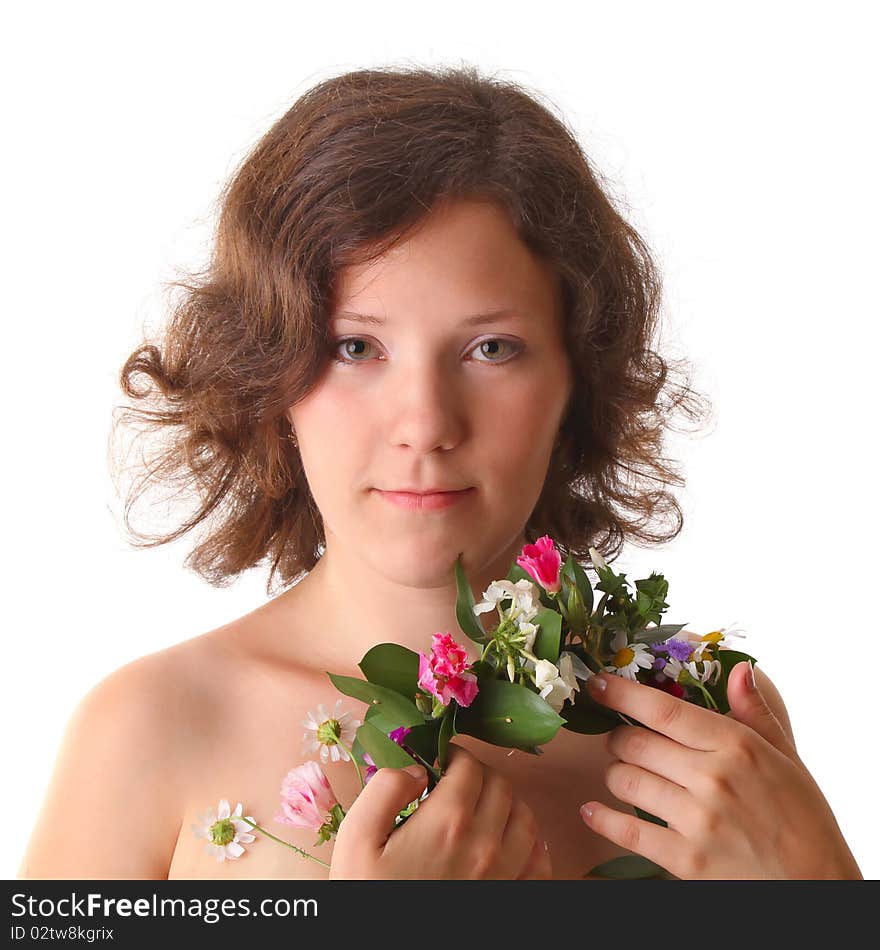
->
17, 629, 237, 880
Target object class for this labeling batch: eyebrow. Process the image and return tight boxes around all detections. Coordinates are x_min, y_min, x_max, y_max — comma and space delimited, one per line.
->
331, 308, 527, 327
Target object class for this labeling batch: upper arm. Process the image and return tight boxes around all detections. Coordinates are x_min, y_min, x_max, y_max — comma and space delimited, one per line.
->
17, 654, 187, 879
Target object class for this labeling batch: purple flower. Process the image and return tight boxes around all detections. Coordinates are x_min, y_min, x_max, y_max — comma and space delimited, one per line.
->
389, 726, 412, 744
663, 637, 693, 662
652, 655, 667, 671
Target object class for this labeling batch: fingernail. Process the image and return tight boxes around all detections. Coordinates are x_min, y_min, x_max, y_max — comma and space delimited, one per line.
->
588, 674, 607, 692
403, 764, 425, 779
579, 803, 593, 821
746, 660, 757, 691
543, 839, 549, 851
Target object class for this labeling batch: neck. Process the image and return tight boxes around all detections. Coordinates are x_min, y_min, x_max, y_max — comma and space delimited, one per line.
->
272, 528, 528, 680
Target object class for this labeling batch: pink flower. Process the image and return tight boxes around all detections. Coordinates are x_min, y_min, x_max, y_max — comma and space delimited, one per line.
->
517, 535, 562, 594
274, 761, 339, 833
418, 632, 479, 708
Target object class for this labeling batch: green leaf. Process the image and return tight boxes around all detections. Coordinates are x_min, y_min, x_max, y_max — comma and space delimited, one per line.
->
355, 720, 418, 770
351, 733, 368, 767
328, 673, 425, 728
560, 699, 619, 735
585, 855, 668, 879
359, 643, 421, 699
454, 553, 489, 644
635, 806, 667, 827
364, 701, 418, 736
454, 679, 564, 749
560, 682, 620, 734
631, 622, 689, 645
532, 606, 562, 663
506, 561, 535, 585
398, 719, 442, 767
562, 556, 594, 615
438, 704, 458, 771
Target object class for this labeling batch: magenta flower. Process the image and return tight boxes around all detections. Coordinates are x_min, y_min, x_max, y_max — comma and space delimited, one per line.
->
274, 761, 339, 833
418, 632, 479, 708
517, 534, 562, 594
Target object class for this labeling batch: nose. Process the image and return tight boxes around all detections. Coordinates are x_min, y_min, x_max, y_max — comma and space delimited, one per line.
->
385, 356, 467, 454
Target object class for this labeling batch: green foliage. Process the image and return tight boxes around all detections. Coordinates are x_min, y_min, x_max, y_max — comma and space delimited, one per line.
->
585, 855, 670, 879
454, 553, 489, 644
358, 643, 421, 699
454, 679, 565, 749
356, 720, 419, 770
531, 606, 561, 664
328, 673, 425, 729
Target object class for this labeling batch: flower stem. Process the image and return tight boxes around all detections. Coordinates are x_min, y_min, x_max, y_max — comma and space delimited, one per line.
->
336, 739, 365, 789
237, 818, 331, 869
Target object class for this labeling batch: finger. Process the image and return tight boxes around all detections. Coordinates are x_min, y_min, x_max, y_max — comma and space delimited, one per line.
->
516, 836, 553, 880
473, 769, 515, 842
604, 761, 693, 834
348, 765, 428, 853
579, 800, 689, 877
726, 661, 797, 759
497, 795, 540, 877
586, 673, 728, 751
608, 724, 703, 788
430, 742, 484, 814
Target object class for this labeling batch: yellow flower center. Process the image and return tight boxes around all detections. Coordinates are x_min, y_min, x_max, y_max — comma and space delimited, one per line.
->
613, 647, 634, 668
701, 631, 724, 643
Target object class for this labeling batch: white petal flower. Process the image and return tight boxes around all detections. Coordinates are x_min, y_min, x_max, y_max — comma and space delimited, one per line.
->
699, 622, 747, 652
558, 650, 593, 685
191, 799, 257, 863
603, 630, 654, 681
473, 578, 541, 621
301, 698, 361, 763
589, 547, 607, 570
515, 620, 538, 654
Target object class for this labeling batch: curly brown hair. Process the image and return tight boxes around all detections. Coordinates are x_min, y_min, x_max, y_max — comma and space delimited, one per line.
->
110, 62, 713, 597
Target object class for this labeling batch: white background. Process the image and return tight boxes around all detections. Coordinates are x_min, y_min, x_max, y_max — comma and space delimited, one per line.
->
3, 1, 877, 879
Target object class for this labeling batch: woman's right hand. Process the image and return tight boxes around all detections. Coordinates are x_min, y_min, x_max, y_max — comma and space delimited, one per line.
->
329, 743, 552, 880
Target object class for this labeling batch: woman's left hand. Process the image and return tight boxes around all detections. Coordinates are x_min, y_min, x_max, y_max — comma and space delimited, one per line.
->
579, 662, 862, 879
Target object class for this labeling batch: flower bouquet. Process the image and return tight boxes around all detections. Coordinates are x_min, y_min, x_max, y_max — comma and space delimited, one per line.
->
193, 536, 755, 880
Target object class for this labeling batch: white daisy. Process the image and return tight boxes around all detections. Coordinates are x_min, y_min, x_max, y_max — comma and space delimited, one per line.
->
302, 698, 361, 764
191, 799, 257, 862
697, 622, 747, 652
603, 630, 654, 681
663, 656, 722, 687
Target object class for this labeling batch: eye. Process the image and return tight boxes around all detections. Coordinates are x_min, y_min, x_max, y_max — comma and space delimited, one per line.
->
330, 336, 523, 366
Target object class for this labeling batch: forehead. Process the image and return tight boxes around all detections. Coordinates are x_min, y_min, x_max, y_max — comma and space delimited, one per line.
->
330, 199, 562, 324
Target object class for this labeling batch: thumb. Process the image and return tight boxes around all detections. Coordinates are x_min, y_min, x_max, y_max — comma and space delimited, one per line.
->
342, 763, 428, 852
726, 660, 795, 758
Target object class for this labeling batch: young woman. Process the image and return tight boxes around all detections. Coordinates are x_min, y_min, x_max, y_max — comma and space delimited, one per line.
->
18, 64, 861, 880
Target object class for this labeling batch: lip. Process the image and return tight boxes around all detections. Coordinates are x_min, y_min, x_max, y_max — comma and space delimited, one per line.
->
374, 487, 475, 511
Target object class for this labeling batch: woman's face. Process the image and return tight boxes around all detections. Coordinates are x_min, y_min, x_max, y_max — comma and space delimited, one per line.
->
286, 197, 573, 586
